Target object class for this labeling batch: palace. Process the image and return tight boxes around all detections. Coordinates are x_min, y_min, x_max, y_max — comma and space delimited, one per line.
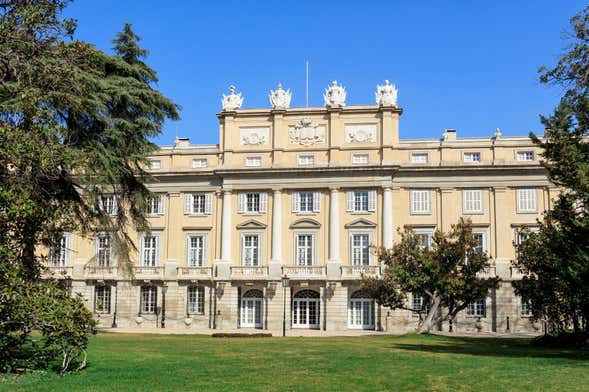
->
45, 81, 551, 333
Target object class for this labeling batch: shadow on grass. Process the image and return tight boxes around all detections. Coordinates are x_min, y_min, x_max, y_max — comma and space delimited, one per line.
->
390, 335, 589, 361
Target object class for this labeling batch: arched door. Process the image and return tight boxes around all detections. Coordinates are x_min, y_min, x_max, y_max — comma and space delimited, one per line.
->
240, 289, 263, 328
348, 290, 375, 330
292, 289, 320, 329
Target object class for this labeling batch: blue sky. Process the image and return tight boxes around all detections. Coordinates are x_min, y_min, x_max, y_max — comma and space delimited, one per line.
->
65, 1, 585, 145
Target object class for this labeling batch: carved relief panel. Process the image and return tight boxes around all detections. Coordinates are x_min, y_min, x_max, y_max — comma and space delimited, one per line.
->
288, 118, 326, 146
345, 124, 377, 143
239, 127, 270, 146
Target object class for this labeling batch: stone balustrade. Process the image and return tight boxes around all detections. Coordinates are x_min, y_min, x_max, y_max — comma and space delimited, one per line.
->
282, 266, 326, 279
341, 265, 381, 279
230, 266, 268, 279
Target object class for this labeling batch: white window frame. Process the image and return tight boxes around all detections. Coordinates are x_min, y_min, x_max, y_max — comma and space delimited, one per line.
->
94, 285, 111, 314
298, 155, 315, 165
292, 191, 320, 213
192, 158, 208, 168
350, 231, 372, 265
466, 298, 486, 317
411, 153, 429, 163
294, 232, 316, 266
148, 160, 161, 170
98, 194, 117, 216
462, 189, 483, 214
346, 190, 376, 213
147, 194, 165, 216
238, 192, 267, 214
472, 230, 487, 254
49, 233, 71, 267
516, 151, 534, 162
95, 232, 114, 267
140, 232, 161, 267
241, 232, 262, 266
352, 153, 369, 165
516, 188, 538, 213
413, 228, 435, 250
520, 297, 533, 317
463, 152, 481, 163
184, 192, 213, 215
140, 286, 157, 314
410, 190, 432, 215
187, 286, 205, 315
186, 232, 208, 267
245, 156, 262, 167
411, 293, 431, 316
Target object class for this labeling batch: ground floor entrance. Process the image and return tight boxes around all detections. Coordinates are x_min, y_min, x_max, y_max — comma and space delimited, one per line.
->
240, 289, 263, 328
292, 289, 320, 329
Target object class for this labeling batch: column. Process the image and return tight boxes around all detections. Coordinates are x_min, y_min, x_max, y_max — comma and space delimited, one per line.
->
329, 188, 340, 262
382, 187, 393, 249
271, 190, 282, 262
220, 190, 232, 262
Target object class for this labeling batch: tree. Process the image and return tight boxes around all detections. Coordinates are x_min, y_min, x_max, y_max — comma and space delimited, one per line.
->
0, 0, 179, 372
513, 6, 589, 338
362, 219, 499, 333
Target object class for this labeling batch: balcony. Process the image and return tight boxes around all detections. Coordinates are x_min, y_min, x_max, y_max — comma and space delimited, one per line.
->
231, 266, 268, 279
178, 266, 213, 280
283, 266, 326, 279
477, 266, 497, 279
42, 266, 73, 279
85, 265, 117, 280
341, 265, 381, 279
132, 266, 164, 280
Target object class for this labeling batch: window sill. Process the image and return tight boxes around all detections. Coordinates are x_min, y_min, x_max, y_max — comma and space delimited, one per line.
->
186, 213, 212, 217
349, 211, 374, 215
295, 212, 318, 216
516, 211, 539, 214
462, 211, 484, 215
240, 212, 264, 216
410, 212, 432, 216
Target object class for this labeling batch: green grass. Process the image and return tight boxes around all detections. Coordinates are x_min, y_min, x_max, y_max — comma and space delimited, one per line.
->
2, 333, 589, 391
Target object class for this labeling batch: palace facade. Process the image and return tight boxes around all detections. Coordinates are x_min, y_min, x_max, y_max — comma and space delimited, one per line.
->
45, 81, 552, 333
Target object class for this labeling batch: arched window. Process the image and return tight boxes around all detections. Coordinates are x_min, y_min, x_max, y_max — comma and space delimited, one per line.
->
242, 289, 263, 298
349, 289, 375, 330
350, 289, 372, 299
293, 289, 320, 299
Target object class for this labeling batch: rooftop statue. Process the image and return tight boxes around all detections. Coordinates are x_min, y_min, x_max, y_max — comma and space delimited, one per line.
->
221, 85, 243, 111
375, 80, 398, 106
323, 80, 346, 107
269, 83, 292, 109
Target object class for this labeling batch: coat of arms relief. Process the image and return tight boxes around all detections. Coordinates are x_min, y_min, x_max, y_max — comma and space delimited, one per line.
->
239, 127, 270, 146
288, 118, 326, 145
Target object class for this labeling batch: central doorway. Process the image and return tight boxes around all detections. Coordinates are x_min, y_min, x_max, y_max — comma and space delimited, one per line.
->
292, 289, 320, 329
240, 289, 263, 329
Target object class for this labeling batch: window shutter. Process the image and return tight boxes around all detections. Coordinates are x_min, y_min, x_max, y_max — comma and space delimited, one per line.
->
204, 193, 213, 214
346, 191, 354, 212
292, 192, 300, 213
110, 234, 116, 264
155, 235, 161, 266
140, 235, 145, 266
238, 193, 246, 213
368, 190, 376, 212
313, 192, 320, 212
184, 193, 193, 215
158, 195, 165, 215
260, 192, 268, 213
112, 197, 118, 215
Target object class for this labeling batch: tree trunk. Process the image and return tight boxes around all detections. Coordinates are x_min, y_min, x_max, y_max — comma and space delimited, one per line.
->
417, 295, 442, 334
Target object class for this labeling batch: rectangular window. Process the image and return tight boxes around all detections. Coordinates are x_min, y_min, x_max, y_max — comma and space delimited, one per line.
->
463, 152, 481, 163
473, 232, 486, 254
352, 154, 369, 164
463, 190, 483, 214
298, 155, 315, 165
187, 286, 205, 315
351, 233, 370, 265
140, 286, 157, 314
147, 194, 164, 215
184, 193, 212, 215
292, 191, 320, 213
242, 234, 260, 266
192, 158, 208, 168
96, 233, 113, 267
148, 160, 161, 170
411, 153, 429, 163
187, 235, 206, 267
49, 235, 68, 267
296, 234, 314, 266
517, 189, 538, 213
516, 151, 534, 161
412, 293, 431, 314
98, 195, 117, 215
95, 286, 111, 314
246, 193, 260, 213
413, 228, 434, 250
300, 192, 314, 212
238, 192, 268, 214
346, 190, 376, 213
245, 156, 262, 167
141, 234, 160, 266
411, 190, 431, 214
521, 298, 532, 317
466, 299, 486, 317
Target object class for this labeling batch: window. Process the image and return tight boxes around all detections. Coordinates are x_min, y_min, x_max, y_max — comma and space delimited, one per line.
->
516, 151, 534, 161
473, 232, 486, 254
292, 191, 320, 213
466, 299, 486, 317
96, 232, 113, 267
346, 190, 376, 213
463, 190, 483, 214
298, 155, 315, 165
352, 154, 369, 164
295, 234, 314, 266
412, 293, 431, 314
517, 188, 537, 213
351, 233, 370, 265
463, 152, 481, 163
140, 286, 157, 314
141, 233, 160, 266
147, 194, 164, 215
242, 234, 261, 266
411, 153, 429, 163
413, 228, 434, 249
184, 193, 212, 215
192, 158, 208, 168
187, 286, 205, 315
521, 298, 533, 317
148, 160, 161, 170
349, 291, 375, 329
95, 286, 111, 314
245, 156, 262, 167
187, 234, 206, 267
49, 234, 68, 267
238, 192, 267, 214
98, 195, 117, 215
411, 190, 431, 214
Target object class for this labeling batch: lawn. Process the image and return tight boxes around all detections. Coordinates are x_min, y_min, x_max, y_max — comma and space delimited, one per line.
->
1, 333, 588, 392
